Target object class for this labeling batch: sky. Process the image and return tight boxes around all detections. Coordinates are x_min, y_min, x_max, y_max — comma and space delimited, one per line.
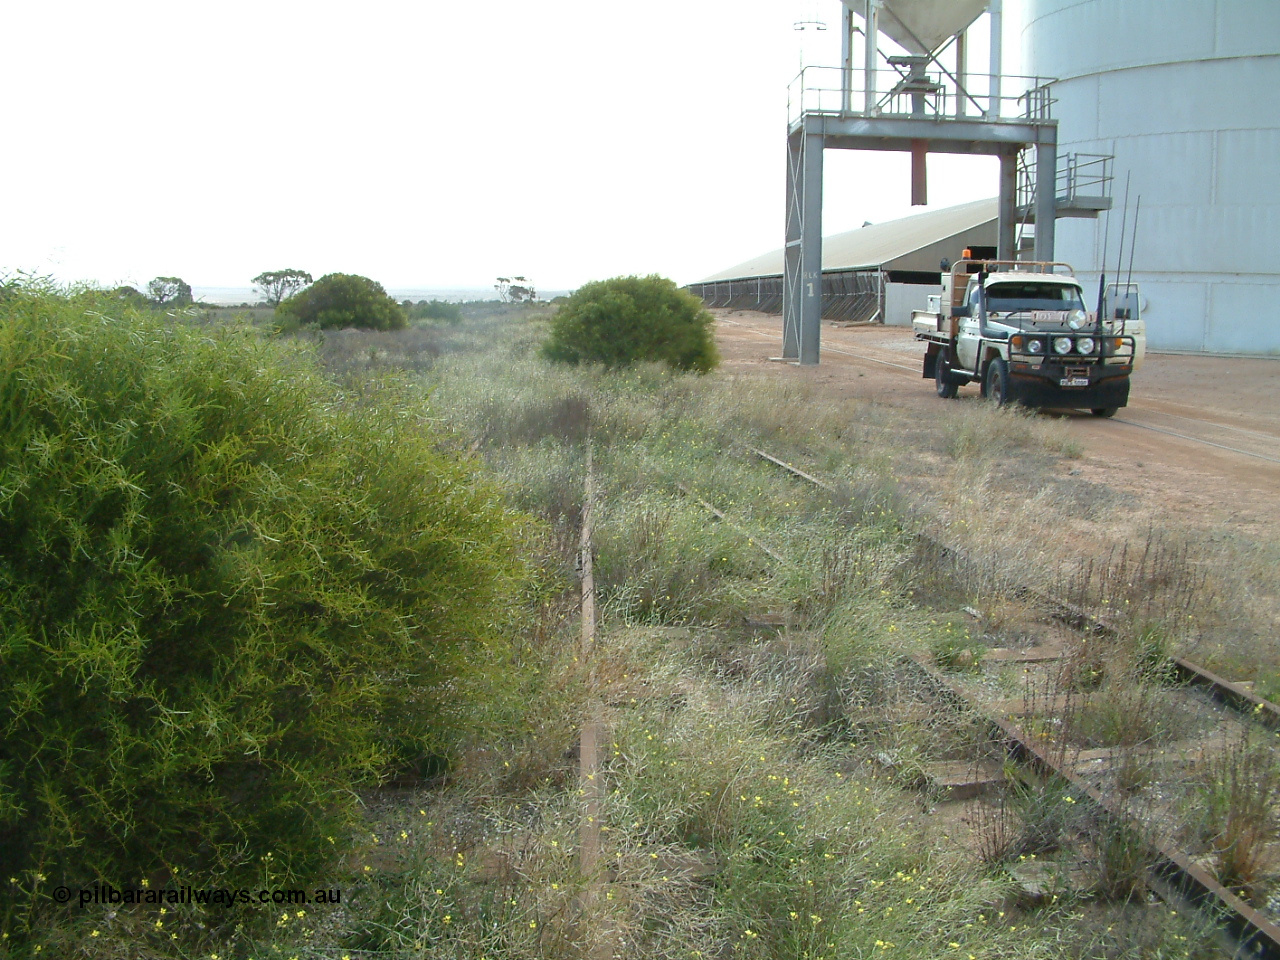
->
2, 1, 1020, 294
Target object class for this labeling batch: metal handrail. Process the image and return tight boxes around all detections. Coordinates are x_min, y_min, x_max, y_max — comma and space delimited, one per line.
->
1059, 153, 1113, 199
1017, 152, 1114, 211
787, 66, 1057, 126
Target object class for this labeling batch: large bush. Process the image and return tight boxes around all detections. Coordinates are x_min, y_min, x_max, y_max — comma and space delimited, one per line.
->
541, 274, 719, 372
277, 272, 406, 330
0, 289, 530, 908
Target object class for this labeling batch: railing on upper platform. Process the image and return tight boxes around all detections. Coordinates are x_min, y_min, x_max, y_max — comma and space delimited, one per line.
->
1056, 152, 1113, 206
1017, 151, 1114, 220
787, 65, 1057, 127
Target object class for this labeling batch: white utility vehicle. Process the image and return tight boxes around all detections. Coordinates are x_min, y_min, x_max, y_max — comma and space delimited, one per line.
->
913, 257, 1144, 417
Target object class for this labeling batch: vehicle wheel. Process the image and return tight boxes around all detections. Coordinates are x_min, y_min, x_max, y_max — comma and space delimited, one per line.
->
983, 357, 1011, 406
1091, 407, 1119, 418
935, 351, 959, 399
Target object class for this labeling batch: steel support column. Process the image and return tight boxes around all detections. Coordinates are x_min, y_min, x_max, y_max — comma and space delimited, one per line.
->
783, 128, 803, 360
987, 0, 1002, 119
863, 0, 878, 114
1034, 139, 1057, 262
841, 5, 855, 115
998, 150, 1017, 260
799, 127, 824, 365
782, 122, 824, 365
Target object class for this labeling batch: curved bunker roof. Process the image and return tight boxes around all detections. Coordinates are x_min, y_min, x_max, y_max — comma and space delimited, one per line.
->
701, 197, 998, 282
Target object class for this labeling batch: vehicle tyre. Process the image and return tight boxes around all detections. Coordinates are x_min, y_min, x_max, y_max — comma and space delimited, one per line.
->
935, 350, 959, 399
983, 357, 1011, 406
1091, 407, 1119, 418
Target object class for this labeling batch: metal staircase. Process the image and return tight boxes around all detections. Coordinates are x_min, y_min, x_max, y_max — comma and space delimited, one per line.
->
1017, 151, 1114, 223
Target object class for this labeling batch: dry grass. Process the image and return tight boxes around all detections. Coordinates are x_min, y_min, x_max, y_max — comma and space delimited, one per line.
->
1185, 735, 1280, 900
30, 303, 1233, 959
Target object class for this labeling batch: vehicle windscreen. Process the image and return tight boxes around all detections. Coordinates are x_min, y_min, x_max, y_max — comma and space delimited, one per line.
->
986, 283, 1084, 313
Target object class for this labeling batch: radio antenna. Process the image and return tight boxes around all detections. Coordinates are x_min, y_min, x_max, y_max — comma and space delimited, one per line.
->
1114, 172, 1131, 287
1096, 201, 1112, 320
1126, 195, 1141, 290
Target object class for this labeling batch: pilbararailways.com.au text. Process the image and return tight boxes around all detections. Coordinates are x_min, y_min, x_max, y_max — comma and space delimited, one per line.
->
58, 884, 342, 908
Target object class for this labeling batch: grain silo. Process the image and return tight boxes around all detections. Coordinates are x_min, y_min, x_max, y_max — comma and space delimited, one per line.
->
1020, 0, 1280, 354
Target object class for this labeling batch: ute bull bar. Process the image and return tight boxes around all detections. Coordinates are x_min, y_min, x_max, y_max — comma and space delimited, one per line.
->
1007, 331, 1138, 365
1005, 333, 1136, 410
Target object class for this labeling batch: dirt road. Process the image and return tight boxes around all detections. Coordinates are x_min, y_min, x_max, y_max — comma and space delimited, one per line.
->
714, 309, 1280, 533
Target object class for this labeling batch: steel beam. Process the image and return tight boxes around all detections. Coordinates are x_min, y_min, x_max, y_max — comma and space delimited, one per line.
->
794, 113, 1053, 153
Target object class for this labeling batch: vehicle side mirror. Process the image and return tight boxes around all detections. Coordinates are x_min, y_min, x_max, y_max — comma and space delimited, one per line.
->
953, 304, 972, 317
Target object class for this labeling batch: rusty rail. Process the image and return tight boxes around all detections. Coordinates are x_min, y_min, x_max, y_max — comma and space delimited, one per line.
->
576, 440, 618, 959
753, 444, 1280, 956
915, 657, 1280, 959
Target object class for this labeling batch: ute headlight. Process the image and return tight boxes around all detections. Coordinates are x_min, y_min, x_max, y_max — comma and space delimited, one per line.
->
1076, 337, 1096, 355
1026, 338, 1044, 355
1067, 309, 1088, 330
1053, 337, 1074, 355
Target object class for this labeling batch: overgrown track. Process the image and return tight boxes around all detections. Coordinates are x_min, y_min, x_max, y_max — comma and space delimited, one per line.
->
576, 441, 614, 958
691, 444, 1280, 959
912, 658, 1280, 960
751, 443, 1280, 723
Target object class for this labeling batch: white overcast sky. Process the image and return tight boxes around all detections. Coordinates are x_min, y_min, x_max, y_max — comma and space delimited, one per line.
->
2, 1, 1021, 293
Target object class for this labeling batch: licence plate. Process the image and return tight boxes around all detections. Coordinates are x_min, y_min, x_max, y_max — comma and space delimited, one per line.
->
1060, 377, 1089, 387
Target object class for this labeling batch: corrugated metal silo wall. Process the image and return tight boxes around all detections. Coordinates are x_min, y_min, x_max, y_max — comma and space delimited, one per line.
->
1021, 0, 1280, 355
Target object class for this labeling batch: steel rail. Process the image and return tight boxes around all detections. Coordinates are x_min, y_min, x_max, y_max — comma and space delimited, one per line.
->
819, 344, 921, 373
673, 481, 788, 563
1170, 657, 1280, 731
749, 447, 835, 491
915, 656, 1280, 960
750, 445, 1280, 727
1109, 417, 1280, 465
576, 440, 617, 960
579, 441, 602, 879
1134, 408, 1280, 444
753, 443, 1280, 955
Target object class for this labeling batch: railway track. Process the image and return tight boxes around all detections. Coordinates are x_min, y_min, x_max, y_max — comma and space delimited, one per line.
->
679, 441, 1280, 957
575, 441, 619, 959
1107, 416, 1280, 465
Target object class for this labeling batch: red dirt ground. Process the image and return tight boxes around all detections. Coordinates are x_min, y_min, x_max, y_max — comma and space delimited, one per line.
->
714, 309, 1280, 534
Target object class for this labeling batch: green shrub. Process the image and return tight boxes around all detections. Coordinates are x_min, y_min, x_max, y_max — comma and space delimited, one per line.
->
408, 298, 463, 324
541, 274, 718, 372
277, 272, 406, 330
0, 289, 531, 919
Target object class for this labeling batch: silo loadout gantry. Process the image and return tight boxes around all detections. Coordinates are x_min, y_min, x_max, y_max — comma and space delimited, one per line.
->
783, 0, 1112, 365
